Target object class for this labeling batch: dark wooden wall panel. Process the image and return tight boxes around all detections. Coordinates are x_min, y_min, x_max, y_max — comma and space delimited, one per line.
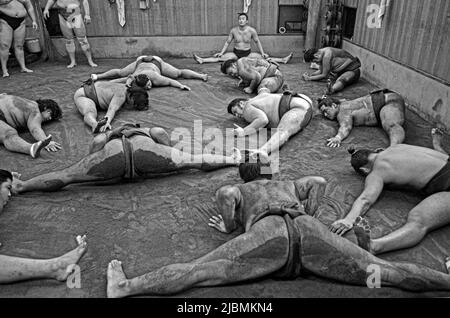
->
344, 0, 449, 82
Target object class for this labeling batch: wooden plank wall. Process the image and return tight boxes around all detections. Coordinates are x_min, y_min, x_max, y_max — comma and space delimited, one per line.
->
37, 0, 297, 36
343, 0, 449, 83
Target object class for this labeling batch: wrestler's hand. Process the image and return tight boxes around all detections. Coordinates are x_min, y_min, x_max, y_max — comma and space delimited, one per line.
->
84, 15, 91, 24
43, 9, 50, 19
329, 218, 353, 236
327, 136, 342, 148
302, 73, 311, 81
262, 53, 269, 59
244, 87, 253, 94
11, 172, 23, 195
180, 85, 191, 91
233, 125, 245, 138
100, 123, 112, 133
214, 53, 223, 58
45, 141, 62, 152
208, 215, 227, 233
32, 21, 38, 30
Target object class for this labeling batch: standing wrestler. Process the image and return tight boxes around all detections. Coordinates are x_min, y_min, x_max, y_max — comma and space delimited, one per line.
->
0, 93, 61, 157
303, 47, 361, 94
0, 0, 38, 77
318, 90, 406, 148
91, 55, 207, 91
221, 57, 285, 95
193, 13, 293, 65
43, 0, 97, 68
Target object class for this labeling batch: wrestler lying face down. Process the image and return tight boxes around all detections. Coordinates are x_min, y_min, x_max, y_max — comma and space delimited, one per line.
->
0, 94, 62, 157
105, 157, 450, 297
90, 55, 208, 92
303, 47, 361, 94
74, 75, 150, 133
0, 170, 87, 285
227, 90, 313, 159
221, 57, 285, 95
329, 129, 450, 257
193, 13, 293, 65
11, 123, 242, 194
318, 90, 406, 148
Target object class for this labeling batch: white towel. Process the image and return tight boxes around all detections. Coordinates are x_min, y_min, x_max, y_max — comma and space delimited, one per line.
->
117, 0, 126, 27
243, 0, 252, 14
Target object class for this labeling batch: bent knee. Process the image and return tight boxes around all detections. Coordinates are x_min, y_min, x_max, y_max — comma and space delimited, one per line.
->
406, 215, 429, 235
309, 176, 327, 186
0, 42, 10, 50
216, 185, 239, 201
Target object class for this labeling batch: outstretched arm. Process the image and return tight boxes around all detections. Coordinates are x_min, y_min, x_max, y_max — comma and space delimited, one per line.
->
102, 94, 125, 132
252, 29, 268, 58
327, 114, 353, 148
82, 0, 91, 23
329, 173, 384, 235
217, 32, 234, 57
27, 112, 47, 142
20, 0, 37, 28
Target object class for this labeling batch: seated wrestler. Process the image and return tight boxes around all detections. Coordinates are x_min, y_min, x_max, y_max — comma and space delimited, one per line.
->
105, 159, 450, 297
90, 55, 208, 92
318, 90, 406, 148
74, 75, 150, 133
0, 93, 62, 158
227, 90, 313, 158
303, 47, 361, 94
329, 129, 450, 257
0, 170, 87, 285
221, 57, 285, 95
193, 12, 293, 65
11, 123, 242, 194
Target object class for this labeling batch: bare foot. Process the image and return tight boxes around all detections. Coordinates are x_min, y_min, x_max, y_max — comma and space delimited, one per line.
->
30, 135, 52, 158
445, 256, 450, 274
432, 128, 445, 151
89, 62, 98, 68
193, 54, 203, 64
283, 52, 294, 64
231, 147, 242, 164
50, 235, 88, 281
107, 260, 131, 298
249, 149, 270, 164
2, 71, 10, 78
20, 68, 33, 73
67, 62, 77, 69
281, 83, 290, 92
11, 172, 23, 195
201, 74, 208, 82
354, 216, 372, 253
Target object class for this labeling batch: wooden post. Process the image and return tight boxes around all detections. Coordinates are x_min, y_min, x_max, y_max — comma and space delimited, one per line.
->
305, 0, 322, 49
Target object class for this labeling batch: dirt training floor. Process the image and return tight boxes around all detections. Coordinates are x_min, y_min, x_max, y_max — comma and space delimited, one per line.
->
0, 57, 449, 298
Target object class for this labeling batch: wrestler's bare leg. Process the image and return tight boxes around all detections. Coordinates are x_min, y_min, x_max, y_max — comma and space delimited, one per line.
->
73, 16, 97, 67
298, 215, 450, 292
0, 235, 87, 284
380, 93, 406, 146
93, 62, 137, 81
59, 15, 77, 68
328, 70, 360, 94
0, 19, 13, 77
258, 107, 310, 156
12, 140, 125, 194
356, 192, 450, 255
13, 22, 32, 73
106, 215, 289, 298
193, 52, 238, 64
432, 128, 448, 155
74, 88, 100, 132
248, 52, 294, 64
0, 122, 51, 158
158, 57, 207, 81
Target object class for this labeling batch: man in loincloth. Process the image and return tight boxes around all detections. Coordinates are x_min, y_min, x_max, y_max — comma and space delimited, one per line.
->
90, 55, 208, 91
227, 90, 313, 169
193, 13, 293, 65
0, 0, 38, 77
329, 129, 450, 257
74, 75, 150, 133
221, 57, 285, 94
318, 89, 406, 148
104, 163, 450, 297
0, 170, 87, 285
303, 47, 361, 94
44, 0, 97, 68
11, 123, 242, 193
0, 93, 62, 157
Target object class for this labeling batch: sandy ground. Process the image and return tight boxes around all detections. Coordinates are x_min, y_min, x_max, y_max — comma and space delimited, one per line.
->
0, 56, 449, 298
